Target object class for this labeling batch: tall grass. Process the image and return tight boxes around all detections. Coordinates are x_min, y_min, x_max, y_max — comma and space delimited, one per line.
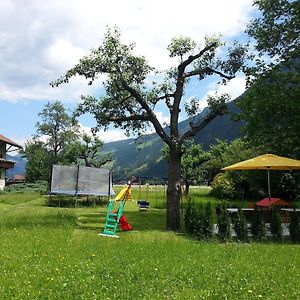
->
0, 192, 42, 205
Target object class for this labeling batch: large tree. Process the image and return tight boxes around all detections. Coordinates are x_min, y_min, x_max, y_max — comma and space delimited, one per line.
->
51, 27, 247, 230
21, 139, 52, 182
180, 142, 210, 196
63, 133, 112, 168
35, 101, 79, 163
239, 0, 300, 158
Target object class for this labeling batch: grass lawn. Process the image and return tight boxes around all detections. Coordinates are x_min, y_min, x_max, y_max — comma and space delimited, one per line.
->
0, 186, 299, 299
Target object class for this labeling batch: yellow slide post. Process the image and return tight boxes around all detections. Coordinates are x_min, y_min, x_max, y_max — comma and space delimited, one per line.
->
115, 187, 132, 201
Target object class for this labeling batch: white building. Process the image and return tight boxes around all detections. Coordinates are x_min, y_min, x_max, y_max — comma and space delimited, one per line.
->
0, 134, 22, 190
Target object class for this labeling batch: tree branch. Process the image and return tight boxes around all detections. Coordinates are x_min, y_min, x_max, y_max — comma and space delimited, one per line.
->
171, 42, 219, 140
184, 67, 235, 80
109, 114, 150, 122
180, 110, 222, 142
120, 83, 172, 145
180, 42, 218, 69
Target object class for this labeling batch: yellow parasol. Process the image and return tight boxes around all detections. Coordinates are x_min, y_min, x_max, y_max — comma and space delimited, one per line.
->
222, 154, 300, 198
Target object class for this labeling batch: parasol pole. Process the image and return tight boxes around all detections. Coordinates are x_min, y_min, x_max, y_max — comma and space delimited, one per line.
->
267, 167, 271, 199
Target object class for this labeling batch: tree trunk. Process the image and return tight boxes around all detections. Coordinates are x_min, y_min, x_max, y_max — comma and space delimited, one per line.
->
166, 147, 182, 231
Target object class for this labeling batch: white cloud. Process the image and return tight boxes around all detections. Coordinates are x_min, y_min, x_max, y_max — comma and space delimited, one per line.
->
79, 124, 130, 144
198, 76, 246, 109
155, 111, 170, 126
0, 0, 255, 103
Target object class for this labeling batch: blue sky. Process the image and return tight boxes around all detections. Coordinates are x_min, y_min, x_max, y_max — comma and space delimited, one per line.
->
0, 0, 257, 147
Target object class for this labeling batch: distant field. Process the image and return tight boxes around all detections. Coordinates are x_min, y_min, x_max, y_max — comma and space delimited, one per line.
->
0, 186, 299, 299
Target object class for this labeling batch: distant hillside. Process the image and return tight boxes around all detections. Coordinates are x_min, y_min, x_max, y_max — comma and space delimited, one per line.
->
104, 100, 244, 180
6, 154, 26, 178
6, 101, 243, 181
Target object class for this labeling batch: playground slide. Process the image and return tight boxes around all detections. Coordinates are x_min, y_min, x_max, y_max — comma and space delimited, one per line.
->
118, 214, 133, 231
115, 187, 132, 201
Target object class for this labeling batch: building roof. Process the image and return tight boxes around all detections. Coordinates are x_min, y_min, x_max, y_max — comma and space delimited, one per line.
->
256, 197, 290, 207
0, 134, 22, 149
0, 158, 16, 169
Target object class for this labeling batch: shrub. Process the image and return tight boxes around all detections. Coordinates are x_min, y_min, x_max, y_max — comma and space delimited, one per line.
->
289, 211, 300, 243
211, 173, 236, 200
233, 207, 249, 242
194, 203, 205, 240
250, 209, 266, 241
217, 202, 231, 242
270, 207, 283, 242
184, 199, 194, 234
185, 201, 214, 240
279, 173, 297, 200
184, 199, 198, 236
203, 202, 213, 239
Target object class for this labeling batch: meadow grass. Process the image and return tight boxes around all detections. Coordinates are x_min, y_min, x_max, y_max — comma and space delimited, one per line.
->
0, 192, 43, 206
0, 187, 299, 299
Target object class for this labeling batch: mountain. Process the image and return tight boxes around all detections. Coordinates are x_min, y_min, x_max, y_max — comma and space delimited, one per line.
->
6, 154, 26, 178
103, 100, 244, 180
6, 101, 243, 180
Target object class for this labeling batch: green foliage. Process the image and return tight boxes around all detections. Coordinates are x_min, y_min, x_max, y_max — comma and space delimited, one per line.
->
203, 138, 259, 187
36, 101, 79, 161
193, 203, 205, 240
184, 201, 213, 240
289, 211, 300, 243
237, 62, 300, 158
184, 199, 195, 234
180, 141, 210, 194
250, 209, 266, 241
216, 202, 231, 242
211, 173, 236, 200
203, 202, 214, 239
279, 173, 298, 201
167, 36, 197, 61
270, 208, 283, 242
241, 0, 300, 160
21, 140, 53, 182
233, 207, 249, 242
22, 101, 78, 182
246, 0, 299, 60
62, 133, 112, 168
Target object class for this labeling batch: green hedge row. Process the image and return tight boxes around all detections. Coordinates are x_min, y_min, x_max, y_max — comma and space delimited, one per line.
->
185, 202, 300, 243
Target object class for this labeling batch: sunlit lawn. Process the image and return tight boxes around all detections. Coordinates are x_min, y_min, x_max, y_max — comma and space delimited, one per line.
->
0, 187, 299, 299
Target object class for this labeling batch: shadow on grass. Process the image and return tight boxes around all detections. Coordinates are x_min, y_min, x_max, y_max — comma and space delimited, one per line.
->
77, 209, 166, 232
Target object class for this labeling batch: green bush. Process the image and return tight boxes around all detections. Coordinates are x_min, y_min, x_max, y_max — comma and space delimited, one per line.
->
194, 203, 205, 240
184, 199, 194, 234
279, 173, 297, 200
233, 207, 249, 242
185, 201, 214, 240
251, 209, 266, 241
211, 173, 236, 200
270, 208, 283, 242
203, 202, 213, 239
289, 211, 300, 243
217, 202, 231, 242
